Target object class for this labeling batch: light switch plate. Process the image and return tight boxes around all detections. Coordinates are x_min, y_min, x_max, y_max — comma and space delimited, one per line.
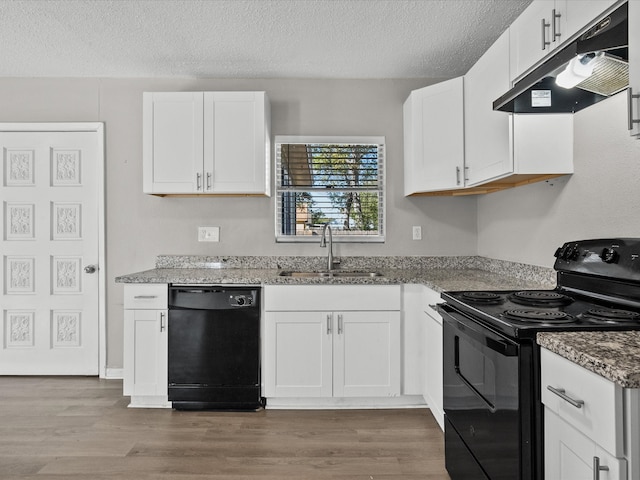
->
198, 226, 220, 242
412, 226, 422, 240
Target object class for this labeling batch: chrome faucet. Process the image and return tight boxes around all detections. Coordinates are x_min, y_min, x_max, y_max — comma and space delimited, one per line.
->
320, 223, 336, 271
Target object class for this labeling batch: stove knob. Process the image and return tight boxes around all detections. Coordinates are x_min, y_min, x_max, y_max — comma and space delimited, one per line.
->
564, 244, 579, 261
601, 247, 619, 264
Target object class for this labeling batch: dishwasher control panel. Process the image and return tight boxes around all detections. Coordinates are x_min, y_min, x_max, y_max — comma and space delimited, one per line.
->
168, 286, 259, 310
229, 294, 253, 307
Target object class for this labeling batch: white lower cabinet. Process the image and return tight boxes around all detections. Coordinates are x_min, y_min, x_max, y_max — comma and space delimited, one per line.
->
422, 286, 444, 430
545, 407, 626, 480
263, 285, 401, 401
123, 284, 170, 408
542, 348, 628, 479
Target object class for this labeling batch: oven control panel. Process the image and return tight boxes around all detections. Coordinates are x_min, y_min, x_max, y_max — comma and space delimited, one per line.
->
554, 238, 640, 281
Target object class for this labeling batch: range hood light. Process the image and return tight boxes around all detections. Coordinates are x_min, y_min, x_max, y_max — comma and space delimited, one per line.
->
555, 53, 598, 89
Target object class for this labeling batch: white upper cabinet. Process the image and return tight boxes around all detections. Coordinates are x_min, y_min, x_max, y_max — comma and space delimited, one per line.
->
403, 77, 465, 195
511, 114, 573, 176
203, 92, 271, 194
404, 27, 573, 196
464, 30, 512, 186
143, 92, 204, 194
510, 0, 616, 82
562, 1, 617, 44
143, 91, 271, 196
630, 0, 640, 137
510, 0, 558, 81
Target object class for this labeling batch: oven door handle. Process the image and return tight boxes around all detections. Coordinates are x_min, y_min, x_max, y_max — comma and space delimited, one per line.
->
454, 336, 498, 413
442, 307, 519, 357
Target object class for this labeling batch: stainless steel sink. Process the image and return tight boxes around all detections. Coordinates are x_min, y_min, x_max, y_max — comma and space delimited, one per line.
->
278, 271, 383, 278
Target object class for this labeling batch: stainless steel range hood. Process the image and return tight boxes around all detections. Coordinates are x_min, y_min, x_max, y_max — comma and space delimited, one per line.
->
493, 2, 628, 114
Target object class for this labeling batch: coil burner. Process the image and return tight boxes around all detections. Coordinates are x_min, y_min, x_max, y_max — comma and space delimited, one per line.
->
503, 309, 574, 324
578, 308, 640, 324
508, 291, 574, 308
460, 291, 504, 305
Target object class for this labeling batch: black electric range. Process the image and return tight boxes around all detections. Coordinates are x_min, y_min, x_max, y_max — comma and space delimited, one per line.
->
439, 238, 640, 480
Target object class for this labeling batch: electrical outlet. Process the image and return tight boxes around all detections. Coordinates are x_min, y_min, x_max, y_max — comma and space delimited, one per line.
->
412, 226, 422, 240
198, 226, 220, 242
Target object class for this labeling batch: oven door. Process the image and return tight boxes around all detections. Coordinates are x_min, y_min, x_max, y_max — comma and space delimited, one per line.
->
442, 304, 522, 480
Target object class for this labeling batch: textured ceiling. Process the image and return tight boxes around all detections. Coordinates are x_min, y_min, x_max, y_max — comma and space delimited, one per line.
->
0, 0, 532, 79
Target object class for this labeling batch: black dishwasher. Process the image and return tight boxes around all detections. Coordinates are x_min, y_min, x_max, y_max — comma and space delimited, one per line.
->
168, 285, 262, 410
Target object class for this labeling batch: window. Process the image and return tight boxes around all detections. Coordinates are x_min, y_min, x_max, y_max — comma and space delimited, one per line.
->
275, 136, 385, 243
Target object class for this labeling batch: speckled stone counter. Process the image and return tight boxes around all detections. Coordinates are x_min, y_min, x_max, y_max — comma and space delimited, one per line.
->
537, 331, 640, 388
115, 255, 556, 292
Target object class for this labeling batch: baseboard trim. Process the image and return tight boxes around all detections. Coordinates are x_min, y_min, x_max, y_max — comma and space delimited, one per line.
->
265, 394, 427, 410
104, 368, 124, 379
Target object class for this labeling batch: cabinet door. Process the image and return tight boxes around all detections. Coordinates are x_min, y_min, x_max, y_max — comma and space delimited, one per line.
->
512, 114, 573, 174
424, 308, 444, 430
630, 0, 640, 137
204, 92, 270, 195
264, 311, 333, 398
123, 309, 168, 397
545, 408, 627, 480
510, 0, 556, 81
562, 1, 616, 43
464, 30, 513, 186
333, 311, 400, 397
143, 92, 204, 194
403, 77, 465, 194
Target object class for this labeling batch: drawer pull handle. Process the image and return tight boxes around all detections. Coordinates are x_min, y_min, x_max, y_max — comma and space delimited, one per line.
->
134, 295, 158, 299
593, 456, 609, 480
547, 385, 584, 408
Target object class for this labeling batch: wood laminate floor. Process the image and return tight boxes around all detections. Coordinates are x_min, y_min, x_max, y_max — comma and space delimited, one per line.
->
0, 377, 451, 479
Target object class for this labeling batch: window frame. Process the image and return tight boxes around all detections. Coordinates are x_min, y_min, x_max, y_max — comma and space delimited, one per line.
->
274, 135, 386, 243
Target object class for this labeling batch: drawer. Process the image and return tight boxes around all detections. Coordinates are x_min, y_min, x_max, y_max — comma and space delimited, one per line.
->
124, 284, 168, 309
541, 348, 624, 457
264, 285, 401, 311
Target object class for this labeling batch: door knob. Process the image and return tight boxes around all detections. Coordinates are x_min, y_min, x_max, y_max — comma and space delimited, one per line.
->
84, 265, 98, 274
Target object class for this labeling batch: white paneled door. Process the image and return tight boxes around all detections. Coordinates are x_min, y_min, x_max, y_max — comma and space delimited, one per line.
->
0, 124, 104, 375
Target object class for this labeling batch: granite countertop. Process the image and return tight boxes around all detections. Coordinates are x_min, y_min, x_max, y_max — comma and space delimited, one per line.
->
537, 331, 640, 388
115, 257, 555, 293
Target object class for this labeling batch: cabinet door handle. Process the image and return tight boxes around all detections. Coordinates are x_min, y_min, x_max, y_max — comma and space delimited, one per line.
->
551, 9, 561, 42
160, 312, 166, 332
628, 88, 640, 133
327, 314, 332, 335
456, 166, 461, 185
541, 18, 551, 50
593, 456, 609, 480
206, 172, 212, 190
196, 172, 202, 190
134, 295, 157, 299
547, 385, 584, 408
338, 314, 343, 334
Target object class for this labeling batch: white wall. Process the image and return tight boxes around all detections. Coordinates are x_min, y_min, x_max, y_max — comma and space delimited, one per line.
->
477, 93, 640, 267
0, 77, 478, 369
